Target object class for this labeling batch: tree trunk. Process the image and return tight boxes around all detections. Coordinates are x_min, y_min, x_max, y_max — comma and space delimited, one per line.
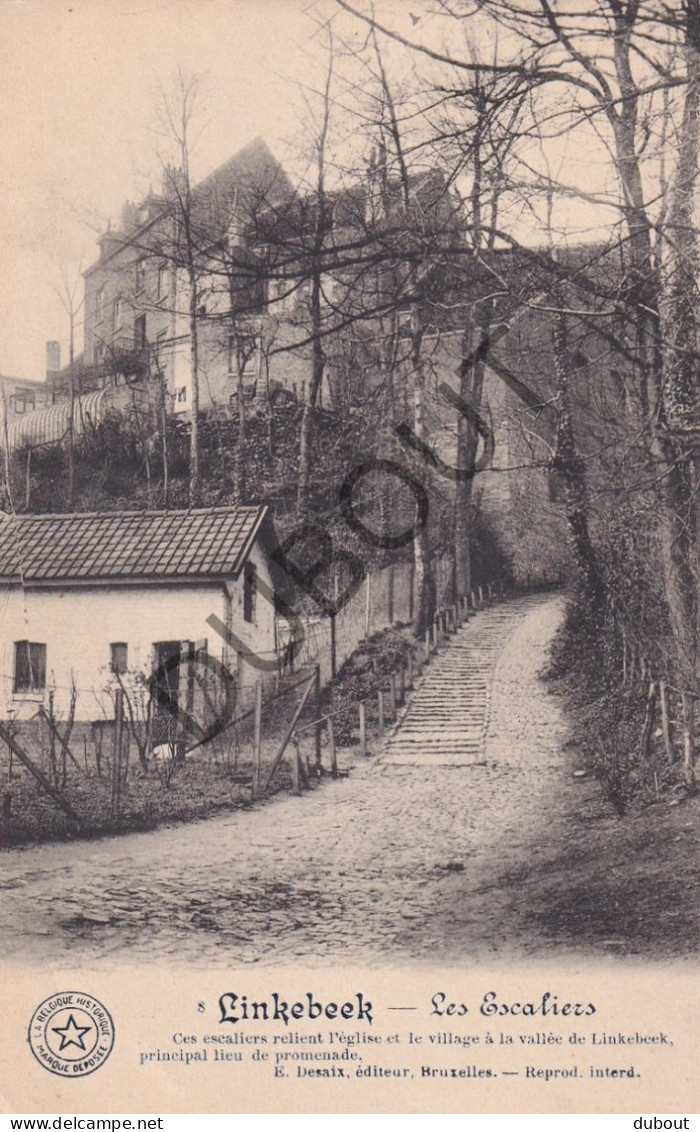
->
656, 2, 700, 690
234, 362, 246, 505
297, 270, 325, 517
551, 313, 604, 606
453, 303, 491, 601
67, 310, 75, 509
188, 272, 200, 508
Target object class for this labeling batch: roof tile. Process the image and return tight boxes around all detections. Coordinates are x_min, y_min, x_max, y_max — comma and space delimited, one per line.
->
0, 506, 267, 583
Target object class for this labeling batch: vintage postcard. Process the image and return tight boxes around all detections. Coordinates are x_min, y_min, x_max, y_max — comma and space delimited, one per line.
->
0, 0, 697, 1116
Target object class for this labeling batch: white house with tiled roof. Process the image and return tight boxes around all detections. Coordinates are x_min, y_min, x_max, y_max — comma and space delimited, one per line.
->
0, 506, 279, 724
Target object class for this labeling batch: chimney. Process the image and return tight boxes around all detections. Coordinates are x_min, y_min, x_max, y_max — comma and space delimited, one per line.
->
121, 201, 138, 231
98, 221, 123, 260
46, 341, 61, 379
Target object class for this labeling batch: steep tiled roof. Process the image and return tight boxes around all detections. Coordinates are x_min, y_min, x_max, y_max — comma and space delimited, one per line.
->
0, 506, 267, 583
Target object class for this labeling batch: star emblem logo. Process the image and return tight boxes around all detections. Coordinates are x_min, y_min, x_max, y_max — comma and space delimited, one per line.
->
50, 1013, 94, 1053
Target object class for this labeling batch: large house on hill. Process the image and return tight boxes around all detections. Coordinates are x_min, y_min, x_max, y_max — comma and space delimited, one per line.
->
73, 136, 312, 414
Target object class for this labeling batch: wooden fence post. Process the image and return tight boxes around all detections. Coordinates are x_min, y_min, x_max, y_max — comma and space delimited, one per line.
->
389, 674, 397, 718
359, 702, 367, 757
252, 678, 262, 799
48, 691, 56, 784
263, 671, 316, 793
327, 716, 338, 778
112, 687, 124, 818
681, 691, 696, 791
659, 680, 674, 764
398, 661, 405, 705
314, 664, 322, 771
364, 573, 372, 639
291, 732, 301, 795
377, 691, 385, 736
424, 628, 431, 659
478, 585, 484, 606
407, 650, 414, 690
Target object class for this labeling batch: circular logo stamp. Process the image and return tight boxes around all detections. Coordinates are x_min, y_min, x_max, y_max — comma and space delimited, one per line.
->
28, 992, 115, 1078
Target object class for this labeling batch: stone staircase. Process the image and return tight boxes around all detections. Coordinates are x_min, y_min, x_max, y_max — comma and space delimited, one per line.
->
380, 597, 538, 767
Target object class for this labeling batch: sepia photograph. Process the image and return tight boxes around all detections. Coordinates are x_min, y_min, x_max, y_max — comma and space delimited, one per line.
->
0, 0, 698, 1116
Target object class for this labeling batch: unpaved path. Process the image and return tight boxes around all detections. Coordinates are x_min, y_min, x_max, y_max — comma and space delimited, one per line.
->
1, 594, 697, 967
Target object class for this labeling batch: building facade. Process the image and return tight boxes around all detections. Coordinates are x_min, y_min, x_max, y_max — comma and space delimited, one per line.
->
0, 506, 279, 724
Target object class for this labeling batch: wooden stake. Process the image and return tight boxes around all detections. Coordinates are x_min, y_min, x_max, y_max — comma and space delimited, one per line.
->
377, 691, 385, 736
424, 628, 431, 660
359, 702, 367, 757
252, 678, 262, 799
327, 716, 337, 778
478, 585, 484, 606
398, 661, 405, 704
407, 651, 414, 690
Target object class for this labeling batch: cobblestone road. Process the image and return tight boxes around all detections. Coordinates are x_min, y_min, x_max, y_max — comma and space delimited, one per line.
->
2, 593, 592, 968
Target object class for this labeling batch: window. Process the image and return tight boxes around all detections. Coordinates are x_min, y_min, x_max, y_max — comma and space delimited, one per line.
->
110, 643, 128, 675
228, 332, 261, 379
268, 278, 296, 313
134, 313, 147, 349
135, 258, 146, 294
12, 391, 35, 415
157, 264, 169, 301
243, 562, 257, 623
14, 641, 46, 694
95, 286, 106, 322
113, 296, 124, 331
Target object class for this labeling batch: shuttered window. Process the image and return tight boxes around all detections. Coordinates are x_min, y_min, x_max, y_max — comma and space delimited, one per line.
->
243, 562, 257, 623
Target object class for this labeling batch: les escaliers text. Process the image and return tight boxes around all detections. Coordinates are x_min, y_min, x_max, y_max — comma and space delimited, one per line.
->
216, 991, 597, 1027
